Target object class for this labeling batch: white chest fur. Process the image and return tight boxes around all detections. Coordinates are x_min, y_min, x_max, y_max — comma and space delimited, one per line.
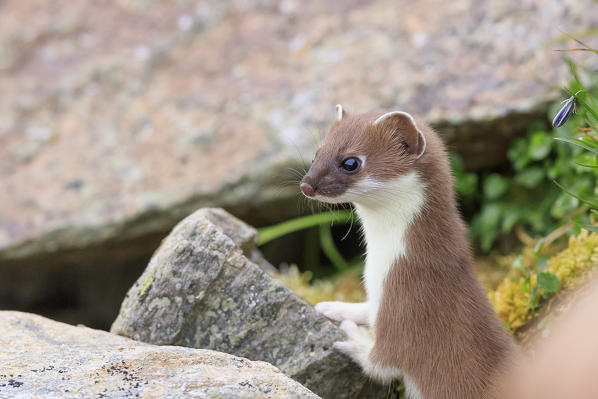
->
353, 172, 426, 327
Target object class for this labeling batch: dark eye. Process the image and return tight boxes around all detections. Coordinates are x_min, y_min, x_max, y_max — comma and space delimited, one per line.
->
340, 157, 361, 174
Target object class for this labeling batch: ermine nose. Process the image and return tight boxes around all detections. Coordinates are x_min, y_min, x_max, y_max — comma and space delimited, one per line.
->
300, 182, 315, 197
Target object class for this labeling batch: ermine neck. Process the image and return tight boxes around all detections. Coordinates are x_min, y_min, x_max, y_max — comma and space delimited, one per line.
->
354, 171, 426, 253
353, 171, 426, 325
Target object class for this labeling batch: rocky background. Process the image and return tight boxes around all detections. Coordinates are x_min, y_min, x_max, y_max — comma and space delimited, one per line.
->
1, 0, 598, 328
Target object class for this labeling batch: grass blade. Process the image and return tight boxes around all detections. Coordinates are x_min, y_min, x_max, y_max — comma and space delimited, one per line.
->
575, 162, 598, 168
553, 180, 598, 209
565, 88, 598, 122
554, 137, 598, 154
558, 29, 593, 49
258, 210, 353, 245
578, 224, 598, 232
319, 223, 349, 271
565, 59, 583, 89
555, 48, 598, 54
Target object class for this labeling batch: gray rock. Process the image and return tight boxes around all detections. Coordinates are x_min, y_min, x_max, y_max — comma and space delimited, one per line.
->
111, 208, 385, 399
0, 311, 319, 399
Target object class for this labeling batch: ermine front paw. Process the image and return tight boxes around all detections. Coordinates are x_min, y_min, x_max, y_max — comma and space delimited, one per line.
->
334, 320, 374, 363
314, 301, 346, 322
314, 301, 369, 324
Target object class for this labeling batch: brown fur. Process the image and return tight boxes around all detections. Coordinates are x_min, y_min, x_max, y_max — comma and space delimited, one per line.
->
302, 110, 518, 398
372, 123, 516, 398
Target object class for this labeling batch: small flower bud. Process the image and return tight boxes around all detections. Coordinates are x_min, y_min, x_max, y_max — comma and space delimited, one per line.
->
552, 91, 582, 128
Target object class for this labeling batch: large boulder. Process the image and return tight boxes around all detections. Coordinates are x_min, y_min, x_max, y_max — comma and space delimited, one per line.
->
111, 208, 385, 399
0, 311, 319, 399
1, 0, 598, 274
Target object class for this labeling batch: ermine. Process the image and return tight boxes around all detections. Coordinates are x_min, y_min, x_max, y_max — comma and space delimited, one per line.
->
300, 105, 518, 399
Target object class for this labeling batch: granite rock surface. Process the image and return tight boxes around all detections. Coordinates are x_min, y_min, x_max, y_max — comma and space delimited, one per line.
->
111, 208, 385, 399
0, 310, 320, 399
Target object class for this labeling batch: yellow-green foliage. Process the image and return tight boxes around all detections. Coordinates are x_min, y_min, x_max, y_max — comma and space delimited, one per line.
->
272, 265, 365, 305
490, 230, 598, 331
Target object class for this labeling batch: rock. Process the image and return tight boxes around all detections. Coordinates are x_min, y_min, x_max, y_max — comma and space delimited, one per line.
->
0, 311, 319, 399
1, 0, 598, 276
111, 208, 385, 399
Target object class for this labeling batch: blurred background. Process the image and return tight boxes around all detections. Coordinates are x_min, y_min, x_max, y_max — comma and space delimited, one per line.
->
1, 0, 597, 332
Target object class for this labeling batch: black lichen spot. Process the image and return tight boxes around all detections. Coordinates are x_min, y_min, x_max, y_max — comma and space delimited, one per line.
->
7, 379, 23, 388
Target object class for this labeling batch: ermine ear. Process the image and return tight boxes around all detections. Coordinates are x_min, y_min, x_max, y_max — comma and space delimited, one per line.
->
373, 111, 426, 159
335, 104, 347, 121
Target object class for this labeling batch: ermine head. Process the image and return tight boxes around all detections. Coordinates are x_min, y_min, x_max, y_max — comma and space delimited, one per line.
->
300, 105, 427, 205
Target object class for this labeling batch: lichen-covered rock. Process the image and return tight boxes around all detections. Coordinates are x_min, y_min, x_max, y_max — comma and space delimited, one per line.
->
0, 311, 319, 399
111, 208, 385, 399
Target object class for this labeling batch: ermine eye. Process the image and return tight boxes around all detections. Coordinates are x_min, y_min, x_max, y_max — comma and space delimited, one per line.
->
340, 157, 361, 174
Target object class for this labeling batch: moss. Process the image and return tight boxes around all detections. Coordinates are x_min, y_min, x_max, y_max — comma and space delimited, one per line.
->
546, 230, 598, 288
489, 230, 598, 332
139, 268, 156, 298
271, 265, 365, 305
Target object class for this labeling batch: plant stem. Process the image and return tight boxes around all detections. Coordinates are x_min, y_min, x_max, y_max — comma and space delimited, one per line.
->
257, 210, 353, 245
319, 223, 349, 271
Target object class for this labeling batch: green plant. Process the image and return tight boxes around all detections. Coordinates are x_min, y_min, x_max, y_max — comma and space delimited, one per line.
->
490, 229, 598, 332
516, 239, 561, 312
552, 66, 598, 231
466, 32, 598, 252
490, 34, 597, 331
258, 210, 356, 272
468, 83, 598, 251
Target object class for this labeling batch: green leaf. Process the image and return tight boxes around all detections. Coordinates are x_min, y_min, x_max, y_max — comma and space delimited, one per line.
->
478, 203, 502, 230
456, 173, 478, 196
514, 167, 544, 188
528, 131, 552, 160
575, 161, 598, 169
533, 238, 545, 256
554, 137, 598, 155
551, 191, 579, 218
501, 209, 520, 233
578, 224, 598, 232
537, 272, 561, 293
553, 180, 598, 209
521, 275, 530, 293
578, 135, 598, 150
507, 138, 531, 171
565, 88, 598, 122
530, 285, 540, 311
483, 174, 509, 200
